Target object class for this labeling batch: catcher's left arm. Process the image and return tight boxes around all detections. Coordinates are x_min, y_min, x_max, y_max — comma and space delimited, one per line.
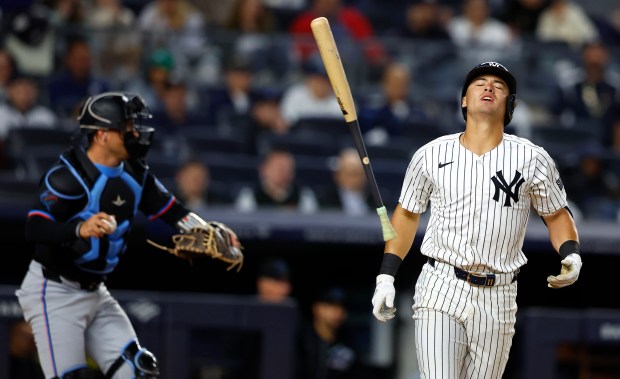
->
148, 212, 244, 272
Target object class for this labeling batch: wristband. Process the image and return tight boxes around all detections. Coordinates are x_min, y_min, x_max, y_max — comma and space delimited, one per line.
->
379, 253, 403, 277
559, 240, 580, 259
75, 221, 83, 238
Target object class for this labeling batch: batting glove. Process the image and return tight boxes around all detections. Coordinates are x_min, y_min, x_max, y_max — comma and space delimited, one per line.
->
372, 274, 396, 322
547, 253, 582, 289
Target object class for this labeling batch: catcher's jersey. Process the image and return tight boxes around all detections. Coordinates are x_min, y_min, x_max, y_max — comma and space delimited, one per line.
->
399, 133, 567, 273
26, 146, 183, 280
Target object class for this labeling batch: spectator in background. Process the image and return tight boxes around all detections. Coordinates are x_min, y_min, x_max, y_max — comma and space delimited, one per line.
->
535, 0, 598, 47
85, 0, 141, 86
3, 3, 55, 77
563, 143, 620, 221
551, 41, 620, 147
358, 62, 429, 139
296, 287, 361, 379
124, 48, 176, 113
46, 38, 110, 119
9, 320, 44, 379
500, 0, 550, 37
280, 54, 343, 126
611, 104, 620, 152
256, 258, 293, 303
318, 148, 373, 216
47, 0, 85, 28
136, 0, 206, 61
250, 91, 289, 136
591, 3, 620, 48
150, 80, 205, 135
235, 148, 319, 213
0, 76, 57, 141
205, 55, 261, 126
87, 0, 135, 27
388, 0, 451, 41
222, 0, 289, 83
0, 50, 18, 103
224, 0, 278, 34
173, 158, 231, 215
446, 0, 514, 60
288, 0, 386, 71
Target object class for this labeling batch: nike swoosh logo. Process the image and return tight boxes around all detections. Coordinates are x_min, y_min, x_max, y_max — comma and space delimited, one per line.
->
438, 162, 454, 168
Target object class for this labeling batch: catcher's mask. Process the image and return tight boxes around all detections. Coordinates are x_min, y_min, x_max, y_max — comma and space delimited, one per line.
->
78, 92, 155, 159
461, 61, 517, 126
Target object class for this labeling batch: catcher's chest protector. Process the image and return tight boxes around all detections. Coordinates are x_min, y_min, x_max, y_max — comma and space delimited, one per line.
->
58, 149, 147, 274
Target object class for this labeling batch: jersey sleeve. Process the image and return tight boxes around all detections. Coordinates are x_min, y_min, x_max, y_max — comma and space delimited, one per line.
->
530, 148, 568, 216
25, 165, 88, 243
139, 172, 189, 224
398, 149, 433, 213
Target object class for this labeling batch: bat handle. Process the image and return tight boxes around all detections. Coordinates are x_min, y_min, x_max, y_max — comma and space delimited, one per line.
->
376, 206, 397, 241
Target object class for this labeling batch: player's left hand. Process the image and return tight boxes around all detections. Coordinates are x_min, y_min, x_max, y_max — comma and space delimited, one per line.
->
372, 274, 397, 322
547, 253, 582, 288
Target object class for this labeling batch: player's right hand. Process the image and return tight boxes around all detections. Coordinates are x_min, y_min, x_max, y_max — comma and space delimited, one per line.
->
372, 274, 396, 322
79, 212, 116, 239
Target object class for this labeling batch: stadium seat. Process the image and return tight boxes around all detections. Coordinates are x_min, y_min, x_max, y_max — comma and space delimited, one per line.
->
6, 127, 75, 162
531, 126, 600, 168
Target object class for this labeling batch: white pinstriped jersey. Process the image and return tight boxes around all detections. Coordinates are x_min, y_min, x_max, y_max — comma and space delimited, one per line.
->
399, 133, 567, 273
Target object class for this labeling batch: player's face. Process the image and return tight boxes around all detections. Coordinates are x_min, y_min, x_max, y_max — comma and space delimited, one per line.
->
105, 120, 136, 160
462, 74, 509, 122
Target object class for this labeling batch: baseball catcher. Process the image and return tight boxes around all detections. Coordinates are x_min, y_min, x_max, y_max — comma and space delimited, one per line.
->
147, 221, 244, 272
16, 91, 244, 379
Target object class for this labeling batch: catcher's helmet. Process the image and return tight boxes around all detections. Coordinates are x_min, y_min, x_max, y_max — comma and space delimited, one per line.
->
78, 92, 154, 158
461, 61, 517, 126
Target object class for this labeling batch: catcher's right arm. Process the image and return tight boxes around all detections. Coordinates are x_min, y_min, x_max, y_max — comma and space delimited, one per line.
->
148, 214, 244, 272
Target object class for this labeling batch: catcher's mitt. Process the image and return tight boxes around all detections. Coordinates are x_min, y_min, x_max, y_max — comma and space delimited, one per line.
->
147, 222, 244, 272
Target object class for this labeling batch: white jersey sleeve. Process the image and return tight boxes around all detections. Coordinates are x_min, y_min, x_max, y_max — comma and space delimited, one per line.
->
399, 147, 433, 213
529, 147, 568, 216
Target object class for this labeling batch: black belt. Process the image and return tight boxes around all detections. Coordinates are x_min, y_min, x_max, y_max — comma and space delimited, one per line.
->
42, 267, 102, 292
428, 258, 517, 287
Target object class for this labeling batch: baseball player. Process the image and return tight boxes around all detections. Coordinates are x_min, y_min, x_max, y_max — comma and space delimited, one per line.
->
371, 62, 583, 378
15, 92, 241, 379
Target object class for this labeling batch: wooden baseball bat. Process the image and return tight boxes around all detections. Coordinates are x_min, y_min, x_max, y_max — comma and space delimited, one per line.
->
310, 16, 396, 241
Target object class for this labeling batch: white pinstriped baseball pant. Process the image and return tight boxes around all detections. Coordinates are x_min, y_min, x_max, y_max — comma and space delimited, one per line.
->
412, 261, 518, 379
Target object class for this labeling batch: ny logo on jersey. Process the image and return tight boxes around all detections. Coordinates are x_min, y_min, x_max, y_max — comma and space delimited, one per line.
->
491, 170, 525, 207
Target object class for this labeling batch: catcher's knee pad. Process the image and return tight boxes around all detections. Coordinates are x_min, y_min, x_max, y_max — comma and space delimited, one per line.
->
105, 340, 160, 379
58, 367, 105, 379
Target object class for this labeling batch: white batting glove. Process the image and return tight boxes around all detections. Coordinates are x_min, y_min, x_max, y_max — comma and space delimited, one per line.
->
372, 274, 396, 322
547, 253, 582, 289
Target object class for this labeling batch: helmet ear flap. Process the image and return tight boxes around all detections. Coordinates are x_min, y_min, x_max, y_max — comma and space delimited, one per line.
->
504, 94, 517, 126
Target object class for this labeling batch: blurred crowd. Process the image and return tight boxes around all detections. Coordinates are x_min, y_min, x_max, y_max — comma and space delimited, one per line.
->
0, 0, 619, 222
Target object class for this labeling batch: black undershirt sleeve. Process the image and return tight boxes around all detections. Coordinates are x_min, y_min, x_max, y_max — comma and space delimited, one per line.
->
25, 216, 82, 243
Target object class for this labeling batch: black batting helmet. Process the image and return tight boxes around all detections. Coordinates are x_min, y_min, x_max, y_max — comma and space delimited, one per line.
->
78, 92, 155, 158
461, 61, 517, 126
